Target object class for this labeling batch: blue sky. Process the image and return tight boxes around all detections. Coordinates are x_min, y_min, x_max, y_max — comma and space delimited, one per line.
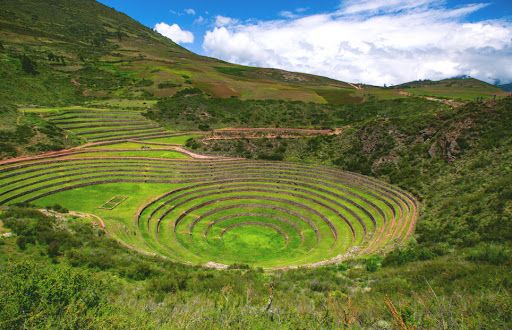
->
98, 0, 512, 54
97, 0, 512, 84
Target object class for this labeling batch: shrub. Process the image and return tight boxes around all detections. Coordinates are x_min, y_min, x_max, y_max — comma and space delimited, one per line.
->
185, 138, 201, 150
158, 82, 181, 89
198, 123, 211, 131
174, 87, 203, 97
228, 263, 250, 270
46, 204, 69, 213
47, 240, 61, 258
125, 263, 155, 280
0, 261, 107, 329
16, 236, 27, 250
148, 277, 178, 293
20, 54, 38, 75
383, 243, 445, 266
135, 78, 153, 87
365, 256, 382, 272
257, 152, 284, 161
467, 244, 511, 265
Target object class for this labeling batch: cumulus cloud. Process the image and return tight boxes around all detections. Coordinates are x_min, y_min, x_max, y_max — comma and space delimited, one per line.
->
203, 1, 512, 85
154, 22, 194, 44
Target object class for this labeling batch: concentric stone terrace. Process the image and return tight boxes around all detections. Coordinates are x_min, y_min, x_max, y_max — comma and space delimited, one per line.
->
0, 155, 417, 268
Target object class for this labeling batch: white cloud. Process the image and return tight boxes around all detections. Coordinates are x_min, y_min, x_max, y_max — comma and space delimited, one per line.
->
203, 1, 512, 85
215, 15, 239, 27
154, 22, 194, 44
185, 8, 196, 15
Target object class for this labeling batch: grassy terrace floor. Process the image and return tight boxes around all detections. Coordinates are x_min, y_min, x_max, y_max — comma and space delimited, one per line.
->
21, 107, 173, 142
0, 147, 418, 269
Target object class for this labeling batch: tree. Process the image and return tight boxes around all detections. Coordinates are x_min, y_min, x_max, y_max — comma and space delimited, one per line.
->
20, 55, 38, 75
16, 236, 27, 250
116, 29, 123, 41
47, 240, 60, 258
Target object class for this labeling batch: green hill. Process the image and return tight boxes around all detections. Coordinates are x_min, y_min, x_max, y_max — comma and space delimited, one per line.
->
0, 0, 360, 105
394, 77, 507, 100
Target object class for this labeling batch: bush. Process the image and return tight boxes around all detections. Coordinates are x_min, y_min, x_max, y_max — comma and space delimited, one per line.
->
228, 263, 250, 270
47, 240, 61, 258
46, 204, 69, 213
20, 54, 38, 75
0, 261, 107, 329
135, 78, 153, 87
158, 82, 181, 89
257, 152, 284, 161
125, 263, 155, 280
365, 256, 382, 272
383, 243, 445, 266
467, 244, 511, 265
16, 236, 27, 250
198, 123, 211, 131
185, 138, 201, 150
148, 277, 178, 293
174, 87, 203, 98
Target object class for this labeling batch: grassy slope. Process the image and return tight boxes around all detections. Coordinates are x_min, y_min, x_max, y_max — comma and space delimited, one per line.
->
0, 0, 357, 105
394, 78, 507, 100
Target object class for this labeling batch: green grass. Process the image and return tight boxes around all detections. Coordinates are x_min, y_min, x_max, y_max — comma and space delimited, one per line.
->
34, 182, 185, 250
140, 135, 203, 145
86, 142, 173, 150
395, 78, 507, 100
68, 150, 189, 158
86, 99, 158, 108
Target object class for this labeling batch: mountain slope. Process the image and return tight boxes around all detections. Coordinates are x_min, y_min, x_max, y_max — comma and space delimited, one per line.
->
0, 0, 357, 105
393, 77, 507, 100
499, 83, 512, 92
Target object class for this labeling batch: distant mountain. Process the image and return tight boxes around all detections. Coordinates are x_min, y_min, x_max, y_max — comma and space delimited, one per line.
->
499, 83, 512, 92
393, 77, 507, 100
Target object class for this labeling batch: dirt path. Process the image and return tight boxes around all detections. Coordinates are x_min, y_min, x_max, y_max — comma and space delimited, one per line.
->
202, 127, 346, 141
423, 96, 464, 108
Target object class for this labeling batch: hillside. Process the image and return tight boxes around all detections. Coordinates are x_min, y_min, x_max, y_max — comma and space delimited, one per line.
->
499, 83, 512, 92
2, 0, 504, 108
393, 77, 507, 100
0, 0, 359, 105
